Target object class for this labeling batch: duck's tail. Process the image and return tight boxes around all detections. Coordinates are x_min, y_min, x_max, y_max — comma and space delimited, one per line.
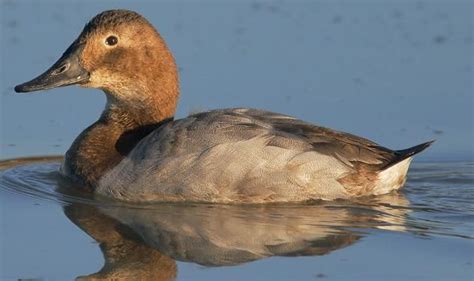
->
373, 140, 434, 195
384, 140, 435, 170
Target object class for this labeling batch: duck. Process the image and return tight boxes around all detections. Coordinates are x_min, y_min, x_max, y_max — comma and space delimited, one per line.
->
14, 9, 433, 203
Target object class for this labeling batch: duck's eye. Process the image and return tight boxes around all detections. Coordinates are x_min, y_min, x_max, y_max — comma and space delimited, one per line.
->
105, 35, 118, 46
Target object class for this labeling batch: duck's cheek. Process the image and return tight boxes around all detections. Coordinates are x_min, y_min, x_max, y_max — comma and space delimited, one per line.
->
77, 78, 97, 88
78, 78, 100, 89
83, 70, 115, 89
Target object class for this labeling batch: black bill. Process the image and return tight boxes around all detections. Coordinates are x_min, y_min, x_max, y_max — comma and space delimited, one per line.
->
15, 42, 90, 93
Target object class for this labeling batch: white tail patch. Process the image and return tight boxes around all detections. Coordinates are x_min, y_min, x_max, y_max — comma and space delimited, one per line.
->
373, 158, 412, 195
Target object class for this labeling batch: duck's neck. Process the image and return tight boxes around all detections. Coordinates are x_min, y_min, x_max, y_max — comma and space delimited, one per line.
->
64, 35, 180, 188
63, 95, 175, 188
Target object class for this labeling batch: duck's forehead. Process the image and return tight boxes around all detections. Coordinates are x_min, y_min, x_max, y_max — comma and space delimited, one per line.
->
81, 9, 145, 37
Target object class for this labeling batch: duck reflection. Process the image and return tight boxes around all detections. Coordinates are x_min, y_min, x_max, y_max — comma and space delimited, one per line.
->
64, 193, 410, 280
65, 204, 176, 281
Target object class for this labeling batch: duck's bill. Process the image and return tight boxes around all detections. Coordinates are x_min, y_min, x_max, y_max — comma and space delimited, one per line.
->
14, 43, 90, 93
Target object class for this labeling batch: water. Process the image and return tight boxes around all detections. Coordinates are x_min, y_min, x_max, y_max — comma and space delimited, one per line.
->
1, 1, 473, 280
0, 157, 473, 280
1, 0, 473, 160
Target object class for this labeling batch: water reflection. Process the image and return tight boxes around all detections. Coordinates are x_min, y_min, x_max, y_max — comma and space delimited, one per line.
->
5, 158, 471, 279
0, 158, 413, 278
65, 204, 177, 281
64, 194, 410, 279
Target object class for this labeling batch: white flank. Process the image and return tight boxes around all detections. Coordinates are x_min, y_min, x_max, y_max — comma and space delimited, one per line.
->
373, 157, 413, 195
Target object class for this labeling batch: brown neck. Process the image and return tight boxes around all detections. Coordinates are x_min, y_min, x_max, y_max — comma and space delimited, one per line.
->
100, 54, 180, 124
63, 94, 175, 188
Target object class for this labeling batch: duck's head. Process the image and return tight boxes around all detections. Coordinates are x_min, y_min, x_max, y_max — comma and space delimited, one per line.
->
15, 9, 179, 119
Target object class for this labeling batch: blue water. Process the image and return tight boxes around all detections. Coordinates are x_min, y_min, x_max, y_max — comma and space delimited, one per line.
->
0, 158, 473, 280
1, 0, 473, 160
1, 1, 473, 280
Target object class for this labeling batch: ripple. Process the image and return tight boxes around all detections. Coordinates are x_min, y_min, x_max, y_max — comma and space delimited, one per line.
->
0, 157, 472, 240
0, 156, 112, 207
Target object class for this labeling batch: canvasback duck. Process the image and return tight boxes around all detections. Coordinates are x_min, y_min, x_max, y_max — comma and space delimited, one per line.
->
15, 10, 433, 203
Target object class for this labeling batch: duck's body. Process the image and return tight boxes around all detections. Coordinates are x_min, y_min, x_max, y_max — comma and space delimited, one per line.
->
69, 106, 430, 203
15, 10, 433, 203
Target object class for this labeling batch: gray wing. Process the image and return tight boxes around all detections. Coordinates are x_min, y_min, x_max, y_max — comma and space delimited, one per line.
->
237, 108, 432, 170
156, 108, 398, 170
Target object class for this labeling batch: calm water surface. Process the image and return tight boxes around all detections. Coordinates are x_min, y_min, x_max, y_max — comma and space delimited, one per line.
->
1, 1, 473, 280
0, 157, 472, 280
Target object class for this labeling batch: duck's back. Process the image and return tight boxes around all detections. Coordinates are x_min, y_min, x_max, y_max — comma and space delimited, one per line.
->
96, 108, 427, 203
